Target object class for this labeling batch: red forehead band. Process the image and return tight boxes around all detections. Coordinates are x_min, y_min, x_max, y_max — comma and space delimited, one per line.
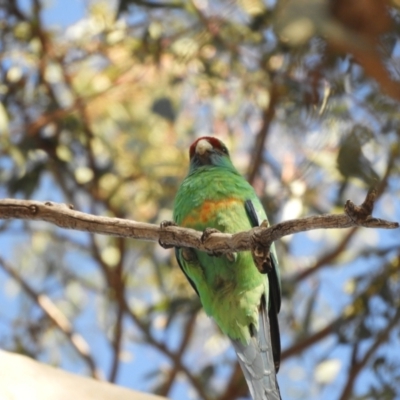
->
189, 136, 223, 158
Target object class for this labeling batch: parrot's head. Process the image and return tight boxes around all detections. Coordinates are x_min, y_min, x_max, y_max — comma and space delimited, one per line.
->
188, 136, 234, 172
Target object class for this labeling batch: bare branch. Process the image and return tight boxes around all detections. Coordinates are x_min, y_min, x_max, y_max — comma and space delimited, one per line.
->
0, 191, 398, 258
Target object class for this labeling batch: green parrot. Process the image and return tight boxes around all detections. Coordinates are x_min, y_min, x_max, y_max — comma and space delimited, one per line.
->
173, 136, 282, 400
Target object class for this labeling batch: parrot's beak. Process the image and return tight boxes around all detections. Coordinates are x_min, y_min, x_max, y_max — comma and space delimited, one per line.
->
192, 139, 214, 165
195, 139, 213, 155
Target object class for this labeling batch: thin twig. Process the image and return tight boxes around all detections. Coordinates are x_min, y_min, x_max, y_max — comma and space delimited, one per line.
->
281, 316, 345, 360
122, 298, 210, 399
248, 82, 279, 185
292, 227, 358, 283
158, 311, 198, 396
291, 151, 396, 283
0, 257, 102, 380
86, 234, 125, 383
108, 239, 126, 383
338, 308, 400, 400
220, 361, 248, 400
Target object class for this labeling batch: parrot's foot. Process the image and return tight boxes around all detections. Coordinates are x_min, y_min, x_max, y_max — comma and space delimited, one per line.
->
201, 228, 223, 257
158, 220, 177, 249
252, 220, 273, 273
252, 243, 272, 274
201, 228, 236, 261
225, 252, 237, 263
201, 227, 220, 241
252, 249, 273, 274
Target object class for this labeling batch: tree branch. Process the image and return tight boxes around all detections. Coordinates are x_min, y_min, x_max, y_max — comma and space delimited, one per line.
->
0, 191, 397, 257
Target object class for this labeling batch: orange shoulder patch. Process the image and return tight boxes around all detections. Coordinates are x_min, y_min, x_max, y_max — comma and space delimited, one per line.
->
181, 198, 242, 227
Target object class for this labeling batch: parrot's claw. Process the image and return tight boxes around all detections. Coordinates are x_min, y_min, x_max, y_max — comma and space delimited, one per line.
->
252, 220, 273, 273
158, 220, 177, 249
201, 227, 220, 244
201, 227, 220, 240
226, 252, 237, 263
201, 228, 223, 257
160, 220, 177, 228
252, 246, 273, 274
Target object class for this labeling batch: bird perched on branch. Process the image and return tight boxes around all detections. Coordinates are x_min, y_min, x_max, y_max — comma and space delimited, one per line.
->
173, 136, 282, 400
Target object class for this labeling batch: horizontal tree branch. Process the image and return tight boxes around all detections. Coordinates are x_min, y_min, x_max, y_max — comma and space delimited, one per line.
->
0, 190, 398, 255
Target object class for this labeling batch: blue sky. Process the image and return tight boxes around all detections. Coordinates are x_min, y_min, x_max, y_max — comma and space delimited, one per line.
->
19, 0, 87, 27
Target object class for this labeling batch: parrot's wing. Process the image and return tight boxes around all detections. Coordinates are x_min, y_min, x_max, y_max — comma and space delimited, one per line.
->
231, 295, 282, 400
245, 199, 281, 372
175, 247, 200, 296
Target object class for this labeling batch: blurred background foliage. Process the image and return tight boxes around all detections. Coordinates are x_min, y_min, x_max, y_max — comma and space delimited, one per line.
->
0, 0, 400, 399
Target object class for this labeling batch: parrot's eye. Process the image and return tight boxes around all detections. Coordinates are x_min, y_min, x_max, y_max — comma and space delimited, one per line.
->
221, 146, 228, 154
